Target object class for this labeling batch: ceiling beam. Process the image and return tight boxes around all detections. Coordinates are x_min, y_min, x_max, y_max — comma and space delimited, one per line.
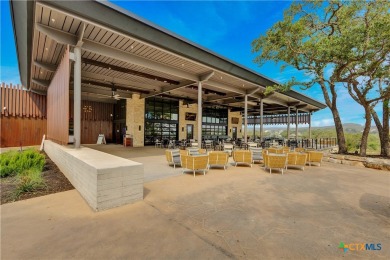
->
246, 86, 262, 95
81, 71, 152, 93
207, 93, 242, 102
34, 60, 57, 72
199, 71, 214, 82
36, 23, 254, 97
141, 80, 195, 99
82, 58, 180, 85
76, 22, 85, 47
32, 78, 50, 88
73, 85, 133, 99
78, 79, 149, 94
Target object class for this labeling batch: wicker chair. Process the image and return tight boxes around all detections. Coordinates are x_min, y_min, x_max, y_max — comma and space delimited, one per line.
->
249, 147, 263, 164
165, 149, 181, 169
267, 154, 287, 174
268, 148, 278, 154
286, 152, 307, 170
282, 147, 290, 154
186, 148, 207, 156
232, 150, 252, 167
307, 151, 323, 166
180, 150, 188, 156
294, 148, 305, 153
208, 151, 229, 170
181, 154, 209, 177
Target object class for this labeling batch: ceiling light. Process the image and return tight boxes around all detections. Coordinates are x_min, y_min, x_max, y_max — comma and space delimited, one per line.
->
220, 76, 223, 79
108, 67, 111, 70
131, 45, 134, 49
181, 64, 184, 67
163, 80, 167, 83
45, 48, 48, 51
40, 71, 43, 74
51, 18, 55, 22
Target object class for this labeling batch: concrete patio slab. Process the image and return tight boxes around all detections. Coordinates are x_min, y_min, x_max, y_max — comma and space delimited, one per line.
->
1, 158, 389, 259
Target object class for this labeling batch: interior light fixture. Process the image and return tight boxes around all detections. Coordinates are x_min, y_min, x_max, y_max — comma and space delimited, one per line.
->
51, 18, 55, 22
131, 45, 134, 49
45, 48, 48, 51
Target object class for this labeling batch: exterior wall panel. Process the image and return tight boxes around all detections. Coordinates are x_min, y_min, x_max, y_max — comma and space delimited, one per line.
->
47, 46, 70, 145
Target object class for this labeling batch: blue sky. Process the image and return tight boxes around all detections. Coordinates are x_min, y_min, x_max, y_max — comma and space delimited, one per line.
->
0, 0, 380, 127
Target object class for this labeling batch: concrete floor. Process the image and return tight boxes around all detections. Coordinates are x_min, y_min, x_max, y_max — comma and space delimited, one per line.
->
1, 146, 390, 259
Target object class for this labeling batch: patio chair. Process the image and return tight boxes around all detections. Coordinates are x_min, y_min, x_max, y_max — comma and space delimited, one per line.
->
181, 154, 209, 177
262, 150, 269, 169
267, 154, 287, 174
249, 147, 263, 164
307, 151, 324, 166
165, 149, 181, 169
208, 151, 229, 170
286, 152, 307, 170
191, 142, 199, 148
223, 144, 234, 156
268, 148, 278, 154
180, 150, 188, 157
205, 140, 213, 150
155, 139, 162, 148
186, 148, 207, 156
232, 150, 252, 167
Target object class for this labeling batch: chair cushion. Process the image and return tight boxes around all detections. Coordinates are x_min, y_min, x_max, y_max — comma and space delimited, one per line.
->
173, 156, 181, 164
171, 150, 180, 157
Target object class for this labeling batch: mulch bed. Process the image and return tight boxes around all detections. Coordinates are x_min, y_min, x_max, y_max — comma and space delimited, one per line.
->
0, 152, 74, 205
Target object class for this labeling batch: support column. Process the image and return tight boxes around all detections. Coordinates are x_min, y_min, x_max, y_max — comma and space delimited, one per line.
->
197, 81, 202, 144
260, 99, 264, 141
73, 46, 81, 148
244, 95, 248, 143
287, 106, 291, 139
253, 119, 256, 140
295, 109, 299, 140
308, 112, 312, 139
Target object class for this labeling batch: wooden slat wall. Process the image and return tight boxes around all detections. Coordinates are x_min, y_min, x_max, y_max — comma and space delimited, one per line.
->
70, 100, 114, 144
0, 83, 46, 118
47, 46, 70, 145
1, 117, 47, 147
0, 83, 47, 147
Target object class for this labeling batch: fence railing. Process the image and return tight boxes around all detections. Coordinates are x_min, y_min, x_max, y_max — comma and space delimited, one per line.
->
297, 138, 337, 150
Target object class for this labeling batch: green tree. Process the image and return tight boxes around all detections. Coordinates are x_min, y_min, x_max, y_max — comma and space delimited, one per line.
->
252, 0, 390, 155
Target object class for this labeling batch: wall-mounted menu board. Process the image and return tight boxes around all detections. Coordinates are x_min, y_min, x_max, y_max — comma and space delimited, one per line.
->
185, 112, 196, 121
231, 117, 239, 124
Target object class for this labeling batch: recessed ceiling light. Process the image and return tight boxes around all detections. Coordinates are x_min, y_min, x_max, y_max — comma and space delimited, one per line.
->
164, 80, 167, 83
51, 18, 55, 23
40, 71, 43, 74
181, 64, 184, 67
108, 67, 111, 70
220, 76, 223, 79
131, 45, 134, 49
45, 47, 48, 51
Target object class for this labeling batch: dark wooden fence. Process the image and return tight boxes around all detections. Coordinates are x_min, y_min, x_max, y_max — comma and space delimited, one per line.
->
0, 83, 47, 147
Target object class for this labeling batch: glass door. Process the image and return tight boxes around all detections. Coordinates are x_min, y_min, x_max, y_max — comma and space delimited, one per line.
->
186, 124, 194, 140
232, 127, 237, 140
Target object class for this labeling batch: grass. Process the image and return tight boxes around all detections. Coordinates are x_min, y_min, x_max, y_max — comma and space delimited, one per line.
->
0, 149, 46, 198
0, 149, 45, 178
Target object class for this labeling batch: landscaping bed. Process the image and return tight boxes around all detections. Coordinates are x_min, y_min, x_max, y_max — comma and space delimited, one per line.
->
1, 149, 74, 204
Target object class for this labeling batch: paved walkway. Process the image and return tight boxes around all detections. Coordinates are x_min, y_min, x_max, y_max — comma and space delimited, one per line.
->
1, 152, 389, 259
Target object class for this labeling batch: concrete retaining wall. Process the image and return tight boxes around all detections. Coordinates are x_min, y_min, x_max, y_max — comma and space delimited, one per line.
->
44, 140, 144, 211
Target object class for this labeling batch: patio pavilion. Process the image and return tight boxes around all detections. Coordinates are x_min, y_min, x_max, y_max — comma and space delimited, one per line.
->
11, 0, 326, 149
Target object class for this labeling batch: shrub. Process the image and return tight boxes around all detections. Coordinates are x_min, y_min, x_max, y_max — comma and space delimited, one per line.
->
0, 149, 45, 178
15, 168, 46, 196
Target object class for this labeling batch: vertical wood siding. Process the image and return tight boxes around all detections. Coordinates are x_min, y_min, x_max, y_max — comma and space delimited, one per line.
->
0, 83, 47, 147
47, 46, 70, 145
70, 100, 114, 144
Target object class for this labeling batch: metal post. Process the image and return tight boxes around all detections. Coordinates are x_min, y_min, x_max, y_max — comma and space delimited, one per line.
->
295, 108, 299, 140
253, 118, 256, 140
74, 46, 81, 148
287, 106, 290, 140
244, 95, 248, 143
197, 81, 202, 144
260, 99, 263, 141
308, 112, 312, 139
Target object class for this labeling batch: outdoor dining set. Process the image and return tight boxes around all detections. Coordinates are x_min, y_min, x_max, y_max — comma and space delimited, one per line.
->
165, 145, 324, 177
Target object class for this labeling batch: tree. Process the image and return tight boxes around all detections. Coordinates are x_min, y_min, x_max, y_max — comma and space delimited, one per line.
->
252, 0, 390, 155
333, 1, 390, 156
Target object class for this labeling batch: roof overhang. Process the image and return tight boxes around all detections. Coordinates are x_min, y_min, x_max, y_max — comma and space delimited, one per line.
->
10, 0, 326, 112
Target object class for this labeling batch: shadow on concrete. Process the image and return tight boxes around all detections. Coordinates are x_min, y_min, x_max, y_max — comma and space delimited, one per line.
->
359, 193, 390, 218
143, 187, 151, 199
